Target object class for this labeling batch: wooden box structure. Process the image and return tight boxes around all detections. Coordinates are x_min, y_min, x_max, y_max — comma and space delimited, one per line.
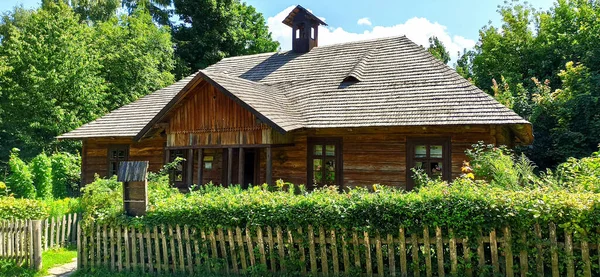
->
118, 161, 149, 217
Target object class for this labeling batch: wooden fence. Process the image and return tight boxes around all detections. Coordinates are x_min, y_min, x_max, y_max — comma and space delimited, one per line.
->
0, 214, 79, 270
42, 213, 80, 250
78, 222, 600, 276
0, 220, 42, 270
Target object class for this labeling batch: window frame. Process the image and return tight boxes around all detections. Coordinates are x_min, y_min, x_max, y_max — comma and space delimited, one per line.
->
406, 138, 451, 190
307, 137, 343, 189
107, 145, 129, 178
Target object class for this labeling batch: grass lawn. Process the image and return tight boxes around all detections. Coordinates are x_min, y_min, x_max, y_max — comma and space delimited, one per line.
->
0, 246, 77, 277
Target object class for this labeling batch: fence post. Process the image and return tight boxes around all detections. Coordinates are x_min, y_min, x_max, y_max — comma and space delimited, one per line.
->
30, 220, 42, 270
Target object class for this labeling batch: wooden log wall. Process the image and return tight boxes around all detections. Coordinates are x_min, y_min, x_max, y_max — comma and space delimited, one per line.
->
165, 83, 292, 147
81, 137, 165, 185
79, 222, 596, 277
271, 125, 497, 189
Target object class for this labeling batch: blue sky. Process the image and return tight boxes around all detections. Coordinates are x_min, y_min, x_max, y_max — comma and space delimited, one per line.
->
1, 0, 555, 61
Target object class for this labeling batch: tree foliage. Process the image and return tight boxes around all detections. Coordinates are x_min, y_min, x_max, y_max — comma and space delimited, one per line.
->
427, 36, 451, 64
6, 149, 35, 199
171, 0, 279, 75
31, 152, 53, 199
0, 2, 174, 164
458, 0, 600, 169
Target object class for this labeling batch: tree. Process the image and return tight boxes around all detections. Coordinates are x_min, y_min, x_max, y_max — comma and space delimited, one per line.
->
427, 36, 450, 65
171, 0, 279, 75
31, 152, 53, 199
455, 48, 475, 81
0, 2, 175, 164
42, 0, 120, 22
122, 0, 173, 26
6, 148, 35, 199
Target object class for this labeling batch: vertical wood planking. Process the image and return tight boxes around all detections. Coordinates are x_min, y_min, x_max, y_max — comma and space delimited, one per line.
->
138, 229, 145, 273
581, 238, 591, 277
549, 223, 559, 277
227, 228, 238, 274
160, 225, 169, 273
435, 227, 445, 277
183, 226, 193, 274
83, 222, 88, 269
319, 227, 329, 276
504, 226, 514, 277
153, 226, 161, 274
364, 231, 373, 277
375, 232, 384, 277
297, 227, 307, 275
423, 227, 432, 277
76, 222, 81, 269
124, 227, 130, 271
276, 227, 286, 272
477, 230, 485, 273
217, 228, 227, 273
245, 228, 255, 267
131, 227, 137, 270
463, 237, 472, 277
146, 227, 154, 274
61, 215, 66, 247
399, 228, 407, 277
236, 227, 247, 272
192, 228, 201, 272
411, 233, 420, 277
352, 231, 361, 270
490, 229, 499, 275
341, 229, 350, 274
449, 228, 457, 276
256, 227, 267, 269
387, 233, 396, 277
564, 231, 574, 277
117, 227, 122, 272
308, 226, 317, 274
267, 226, 276, 272
103, 225, 108, 267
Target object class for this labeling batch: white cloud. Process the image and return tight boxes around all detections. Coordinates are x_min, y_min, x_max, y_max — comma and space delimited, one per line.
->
266, 6, 476, 64
357, 17, 372, 26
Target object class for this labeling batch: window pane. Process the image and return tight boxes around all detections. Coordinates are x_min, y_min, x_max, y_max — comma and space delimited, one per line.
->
326, 145, 335, 156
430, 145, 443, 158
313, 159, 323, 184
313, 145, 323, 156
415, 145, 427, 158
325, 160, 336, 185
118, 150, 126, 159
431, 162, 443, 178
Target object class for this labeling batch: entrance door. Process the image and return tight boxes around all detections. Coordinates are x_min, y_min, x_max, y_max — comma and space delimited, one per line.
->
243, 150, 257, 189
222, 148, 260, 188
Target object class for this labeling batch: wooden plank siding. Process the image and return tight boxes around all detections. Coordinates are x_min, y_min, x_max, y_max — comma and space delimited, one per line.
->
165, 82, 293, 147
81, 137, 165, 185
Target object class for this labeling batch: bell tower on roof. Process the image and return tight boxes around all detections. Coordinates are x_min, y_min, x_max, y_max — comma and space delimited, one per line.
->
282, 5, 327, 53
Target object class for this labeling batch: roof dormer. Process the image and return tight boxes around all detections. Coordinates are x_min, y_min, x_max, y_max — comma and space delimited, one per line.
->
282, 5, 327, 53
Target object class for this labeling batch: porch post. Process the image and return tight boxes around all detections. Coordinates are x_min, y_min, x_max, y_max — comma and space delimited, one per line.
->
238, 148, 245, 186
186, 148, 194, 186
227, 148, 233, 185
266, 146, 272, 185
197, 148, 204, 186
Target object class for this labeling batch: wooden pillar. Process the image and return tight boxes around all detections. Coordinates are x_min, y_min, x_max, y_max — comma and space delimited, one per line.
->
197, 148, 204, 186
80, 140, 87, 187
238, 148, 245, 186
186, 148, 194, 186
266, 146, 272, 185
30, 220, 42, 270
227, 148, 233, 185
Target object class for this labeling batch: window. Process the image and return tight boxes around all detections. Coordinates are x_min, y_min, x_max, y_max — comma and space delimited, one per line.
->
406, 138, 451, 190
308, 138, 342, 189
168, 150, 186, 184
107, 145, 129, 177
203, 155, 213, 170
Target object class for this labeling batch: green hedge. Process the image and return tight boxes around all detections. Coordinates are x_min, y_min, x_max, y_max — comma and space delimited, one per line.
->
83, 178, 600, 239
0, 197, 81, 220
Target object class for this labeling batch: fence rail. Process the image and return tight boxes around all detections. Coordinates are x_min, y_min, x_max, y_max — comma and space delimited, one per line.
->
78, 222, 600, 276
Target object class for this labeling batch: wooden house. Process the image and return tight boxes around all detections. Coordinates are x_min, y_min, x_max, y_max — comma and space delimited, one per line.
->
58, 6, 533, 190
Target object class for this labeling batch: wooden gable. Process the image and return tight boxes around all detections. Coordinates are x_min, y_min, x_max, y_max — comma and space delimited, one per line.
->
166, 81, 292, 147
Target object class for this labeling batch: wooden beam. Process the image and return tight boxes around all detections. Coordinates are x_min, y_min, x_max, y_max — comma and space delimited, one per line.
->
197, 149, 204, 186
186, 148, 194, 186
266, 146, 272, 185
238, 148, 245, 187
227, 148, 233, 186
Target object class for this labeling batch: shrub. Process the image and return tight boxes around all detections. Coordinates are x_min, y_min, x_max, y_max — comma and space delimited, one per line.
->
80, 176, 123, 224
0, 181, 9, 197
0, 197, 48, 220
6, 148, 36, 199
31, 152, 53, 199
548, 148, 600, 192
50, 152, 81, 198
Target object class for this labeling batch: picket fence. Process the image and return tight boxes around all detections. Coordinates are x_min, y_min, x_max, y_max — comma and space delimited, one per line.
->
78, 221, 600, 277
0, 213, 79, 270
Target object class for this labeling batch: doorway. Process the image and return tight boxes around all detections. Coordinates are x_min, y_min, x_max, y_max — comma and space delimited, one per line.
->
222, 148, 260, 188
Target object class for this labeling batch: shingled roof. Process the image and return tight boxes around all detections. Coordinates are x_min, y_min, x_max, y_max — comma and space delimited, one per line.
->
59, 36, 531, 141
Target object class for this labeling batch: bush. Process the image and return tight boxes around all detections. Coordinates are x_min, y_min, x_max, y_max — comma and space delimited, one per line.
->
80, 176, 123, 224
50, 152, 81, 198
31, 152, 53, 199
0, 197, 48, 220
548, 148, 600, 192
6, 148, 36, 199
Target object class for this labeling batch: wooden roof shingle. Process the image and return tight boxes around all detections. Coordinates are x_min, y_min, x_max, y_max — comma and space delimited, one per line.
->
59, 36, 531, 141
